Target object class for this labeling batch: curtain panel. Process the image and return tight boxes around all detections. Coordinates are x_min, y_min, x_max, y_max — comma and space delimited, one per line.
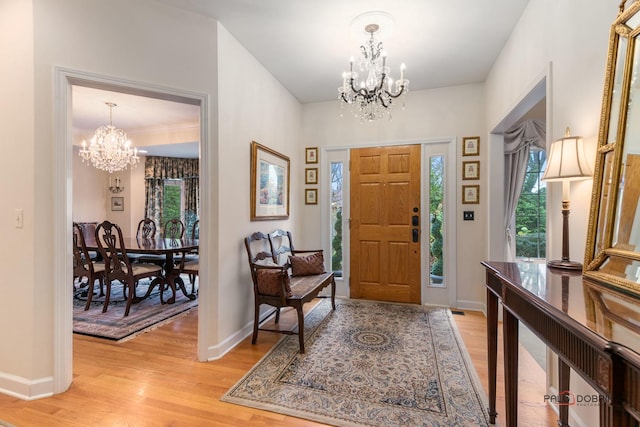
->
144, 156, 199, 231
503, 119, 546, 260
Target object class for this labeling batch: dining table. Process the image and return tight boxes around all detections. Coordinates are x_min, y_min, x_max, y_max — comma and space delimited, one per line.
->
85, 235, 199, 304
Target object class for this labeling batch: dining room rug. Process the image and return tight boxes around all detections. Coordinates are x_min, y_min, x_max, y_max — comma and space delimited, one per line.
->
221, 298, 491, 427
73, 277, 198, 342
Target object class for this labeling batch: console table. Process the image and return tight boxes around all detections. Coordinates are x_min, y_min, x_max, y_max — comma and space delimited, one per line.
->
482, 261, 640, 427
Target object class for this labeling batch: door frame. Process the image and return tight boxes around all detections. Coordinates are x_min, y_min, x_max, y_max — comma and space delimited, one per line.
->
53, 67, 210, 393
323, 137, 456, 306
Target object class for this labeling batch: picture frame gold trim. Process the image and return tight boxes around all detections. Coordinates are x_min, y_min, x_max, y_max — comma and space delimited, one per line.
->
462, 185, 480, 204
305, 147, 318, 164
305, 167, 318, 184
462, 160, 480, 180
250, 141, 290, 221
462, 137, 480, 156
305, 188, 318, 205
111, 196, 124, 211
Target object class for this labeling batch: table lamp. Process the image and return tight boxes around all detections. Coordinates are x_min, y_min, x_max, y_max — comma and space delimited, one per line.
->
541, 127, 593, 270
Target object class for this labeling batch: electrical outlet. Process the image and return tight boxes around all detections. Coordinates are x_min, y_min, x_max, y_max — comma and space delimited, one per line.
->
463, 211, 474, 221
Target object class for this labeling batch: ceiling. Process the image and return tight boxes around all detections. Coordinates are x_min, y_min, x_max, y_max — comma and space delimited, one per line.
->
73, 0, 530, 157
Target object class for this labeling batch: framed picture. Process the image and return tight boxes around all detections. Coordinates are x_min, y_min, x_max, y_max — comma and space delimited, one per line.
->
111, 196, 124, 211
462, 161, 480, 180
250, 141, 290, 220
462, 136, 480, 156
305, 188, 318, 205
462, 185, 480, 204
305, 167, 318, 184
305, 147, 318, 164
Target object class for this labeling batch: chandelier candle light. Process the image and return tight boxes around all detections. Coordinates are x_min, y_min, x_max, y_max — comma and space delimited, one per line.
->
339, 20, 408, 122
79, 102, 140, 173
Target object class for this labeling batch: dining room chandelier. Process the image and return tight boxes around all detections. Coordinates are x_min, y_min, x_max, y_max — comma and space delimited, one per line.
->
338, 22, 408, 122
79, 102, 139, 173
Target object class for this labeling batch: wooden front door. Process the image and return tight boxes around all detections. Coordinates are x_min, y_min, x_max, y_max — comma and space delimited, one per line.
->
350, 145, 421, 304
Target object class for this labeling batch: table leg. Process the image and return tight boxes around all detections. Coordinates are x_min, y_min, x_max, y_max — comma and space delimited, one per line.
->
163, 252, 196, 303
558, 358, 570, 427
487, 288, 499, 424
504, 308, 519, 427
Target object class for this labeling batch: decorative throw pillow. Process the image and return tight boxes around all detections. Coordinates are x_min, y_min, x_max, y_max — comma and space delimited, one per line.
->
289, 252, 325, 276
256, 268, 291, 297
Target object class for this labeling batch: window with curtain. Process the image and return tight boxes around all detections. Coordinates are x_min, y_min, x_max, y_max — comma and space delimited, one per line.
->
144, 156, 199, 233
503, 119, 546, 261
515, 149, 546, 259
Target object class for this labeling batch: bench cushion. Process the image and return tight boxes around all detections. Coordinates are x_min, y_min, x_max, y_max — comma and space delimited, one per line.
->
289, 252, 325, 276
256, 268, 292, 297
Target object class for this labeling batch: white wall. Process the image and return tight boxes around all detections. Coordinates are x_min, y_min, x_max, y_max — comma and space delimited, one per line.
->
216, 23, 303, 344
0, 0, 38, 395
302, 84, 487, 308
0, 0, 221, 398
72, 146, 107, 222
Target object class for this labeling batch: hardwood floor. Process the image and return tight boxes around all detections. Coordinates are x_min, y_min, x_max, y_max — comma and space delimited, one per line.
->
0, 303, 559, 426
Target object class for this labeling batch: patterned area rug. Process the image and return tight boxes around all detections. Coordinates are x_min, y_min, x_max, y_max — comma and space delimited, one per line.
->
222, 299, 491, 427
73, 277, 198, 342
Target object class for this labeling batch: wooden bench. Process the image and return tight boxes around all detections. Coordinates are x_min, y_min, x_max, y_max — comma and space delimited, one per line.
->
244, 229, 336, 353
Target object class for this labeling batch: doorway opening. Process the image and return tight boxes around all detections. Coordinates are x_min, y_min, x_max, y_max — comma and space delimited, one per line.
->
54, 67, 210, 393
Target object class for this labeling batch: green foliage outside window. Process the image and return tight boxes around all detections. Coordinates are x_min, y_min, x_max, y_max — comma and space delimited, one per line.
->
163, 183, 182, 225
515, 150, 546, 259
332, 208, 343, 273
429, 156, 444, 279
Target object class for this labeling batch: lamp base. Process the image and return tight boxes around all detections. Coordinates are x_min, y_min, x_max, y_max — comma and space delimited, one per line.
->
547, 259, 583, 270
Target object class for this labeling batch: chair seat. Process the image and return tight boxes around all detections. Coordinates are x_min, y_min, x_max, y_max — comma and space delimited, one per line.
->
131, 263, 163, 276
182, 260, 199, 273
93, 261, 106, 273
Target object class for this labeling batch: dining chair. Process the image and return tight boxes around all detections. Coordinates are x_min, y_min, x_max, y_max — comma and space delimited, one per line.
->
136, 218, 157, 239
178, 250, 199, 296
191, 220, 199, 240
163, 218, 186, 239
73, 222, 106, 311
130, 218, 163, 265
76, 221, 100, 260
183, 219, 199, 287
94, 220, 164, 317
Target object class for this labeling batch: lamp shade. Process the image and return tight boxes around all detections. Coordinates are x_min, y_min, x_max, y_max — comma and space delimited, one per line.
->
542, 131, 592, 182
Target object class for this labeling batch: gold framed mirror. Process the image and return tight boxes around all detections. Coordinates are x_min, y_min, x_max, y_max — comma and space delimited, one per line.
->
585, 1, 640, 294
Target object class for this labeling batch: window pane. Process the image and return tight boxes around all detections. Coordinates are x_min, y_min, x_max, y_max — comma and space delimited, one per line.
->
515, 150, 546, 259
330, 162, 343, 277
163, 179, 183, 225
429, 155, 445, 287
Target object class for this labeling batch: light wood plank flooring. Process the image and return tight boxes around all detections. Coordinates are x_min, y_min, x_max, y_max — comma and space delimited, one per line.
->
0, 303, 559, 426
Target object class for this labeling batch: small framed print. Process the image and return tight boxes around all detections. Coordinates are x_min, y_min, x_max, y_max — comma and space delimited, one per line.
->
462, 185, 480, 204
305, 167, 318, 184
462, 161, 480, 180
462, 136, 480, 156
111, 196, 124, 211
305, 188, 318, 205
305, 147, 318, 164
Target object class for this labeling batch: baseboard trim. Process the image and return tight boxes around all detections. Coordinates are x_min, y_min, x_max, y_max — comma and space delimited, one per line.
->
0, 372, 54, 401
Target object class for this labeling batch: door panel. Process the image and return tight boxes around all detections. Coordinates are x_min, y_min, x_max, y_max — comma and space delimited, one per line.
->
350, 145, 421, 304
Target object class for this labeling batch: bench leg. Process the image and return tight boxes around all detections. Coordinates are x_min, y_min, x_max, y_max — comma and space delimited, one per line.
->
297, 307, 305, 354
252, 302, 259, 344
331, 277, 336, 310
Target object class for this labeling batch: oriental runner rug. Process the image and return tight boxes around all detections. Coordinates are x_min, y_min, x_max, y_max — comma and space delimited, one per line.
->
72, 278, 198, 342
222, 299, 491, 427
